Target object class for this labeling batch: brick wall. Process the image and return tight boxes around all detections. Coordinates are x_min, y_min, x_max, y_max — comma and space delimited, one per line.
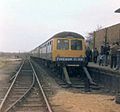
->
94, 23, 120, 51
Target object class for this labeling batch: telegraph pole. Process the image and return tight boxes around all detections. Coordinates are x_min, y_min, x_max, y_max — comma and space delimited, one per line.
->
104, 28, 108, 48
104, 28, 108, 65
93, 31, 96, 50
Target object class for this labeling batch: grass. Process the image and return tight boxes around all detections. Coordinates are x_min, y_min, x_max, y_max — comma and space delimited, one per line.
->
0, 57, 8, 68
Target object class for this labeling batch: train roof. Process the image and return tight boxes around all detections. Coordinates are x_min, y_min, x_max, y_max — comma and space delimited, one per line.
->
31, 31, 84, 52
52, 31, 84, 39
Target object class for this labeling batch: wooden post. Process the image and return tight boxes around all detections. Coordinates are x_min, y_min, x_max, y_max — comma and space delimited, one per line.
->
105, 28, 108, 48
105, 28, 108, 65
93, 31, 96, 62
93, 31, 96, 50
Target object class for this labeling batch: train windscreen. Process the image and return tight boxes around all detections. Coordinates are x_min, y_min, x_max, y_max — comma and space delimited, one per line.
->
71, 40, 82, 50
57, 39, 69, 50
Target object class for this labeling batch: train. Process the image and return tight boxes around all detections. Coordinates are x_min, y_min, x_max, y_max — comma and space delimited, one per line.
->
30, 31, 96, 85
30, 31, 87, 67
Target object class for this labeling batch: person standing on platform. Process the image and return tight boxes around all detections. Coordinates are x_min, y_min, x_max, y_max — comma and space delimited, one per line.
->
115, 42, 120, 71
85, 47, 92, 62
99, 45, 105, 66
110, 42, 118, 69
104, 42, 110, 66
93, 48, 99, 63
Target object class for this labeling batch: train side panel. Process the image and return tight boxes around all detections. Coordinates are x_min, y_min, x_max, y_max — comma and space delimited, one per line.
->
39, 39, 53, 61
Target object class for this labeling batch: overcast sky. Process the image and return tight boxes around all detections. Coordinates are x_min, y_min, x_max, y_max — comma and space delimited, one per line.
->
0, 0, 119, 52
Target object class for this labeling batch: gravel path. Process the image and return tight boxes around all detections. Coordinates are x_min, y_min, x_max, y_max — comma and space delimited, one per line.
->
36, 63, 120, 112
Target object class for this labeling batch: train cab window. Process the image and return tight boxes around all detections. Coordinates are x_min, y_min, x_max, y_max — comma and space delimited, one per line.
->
71, 40, 82, 50
57, 39, 69, 50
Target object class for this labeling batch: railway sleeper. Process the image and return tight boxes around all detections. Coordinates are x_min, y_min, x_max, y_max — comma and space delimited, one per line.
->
16, 106, 47, 111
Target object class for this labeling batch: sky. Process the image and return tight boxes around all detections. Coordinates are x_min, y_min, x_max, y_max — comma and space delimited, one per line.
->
0, 0, 119, 52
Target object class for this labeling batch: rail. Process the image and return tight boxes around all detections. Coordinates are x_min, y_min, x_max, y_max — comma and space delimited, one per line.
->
30, 60, 53, 112
5, 66, 35, 112
0, 61, 24, 111
0, 59, 53, 112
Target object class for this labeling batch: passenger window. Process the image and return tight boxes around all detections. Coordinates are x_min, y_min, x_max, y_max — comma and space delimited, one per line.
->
57, 39, 69, 50
71, 40, 82, 50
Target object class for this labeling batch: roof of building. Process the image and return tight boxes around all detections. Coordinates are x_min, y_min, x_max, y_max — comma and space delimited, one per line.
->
95, 23, 120, 33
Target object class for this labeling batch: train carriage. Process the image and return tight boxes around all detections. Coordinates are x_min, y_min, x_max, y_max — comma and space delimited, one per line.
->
31, 31, 87, 66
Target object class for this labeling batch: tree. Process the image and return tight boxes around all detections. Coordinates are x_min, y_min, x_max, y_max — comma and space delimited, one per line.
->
86, 25, 102, 49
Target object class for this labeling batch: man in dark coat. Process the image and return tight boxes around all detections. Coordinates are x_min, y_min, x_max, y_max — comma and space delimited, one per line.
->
104, 42, 110, 66
85, 47, 92, 62
93, 48, 99, 63
110, 42, 118, 69
99, 45, 105, 66
115, 42, 120, 70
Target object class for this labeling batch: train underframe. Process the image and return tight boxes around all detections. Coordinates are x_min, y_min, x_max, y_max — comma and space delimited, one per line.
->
30, 56, 97, 91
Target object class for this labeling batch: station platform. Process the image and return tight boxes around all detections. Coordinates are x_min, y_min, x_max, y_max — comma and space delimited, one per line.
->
88, 62, 120, 76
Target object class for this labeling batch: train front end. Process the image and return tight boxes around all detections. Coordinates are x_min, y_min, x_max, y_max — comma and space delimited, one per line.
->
52, 32, 87, 66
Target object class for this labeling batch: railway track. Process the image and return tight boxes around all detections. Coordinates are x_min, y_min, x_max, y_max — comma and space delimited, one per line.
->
0, 59, 53, 112
33, 59, 100, 92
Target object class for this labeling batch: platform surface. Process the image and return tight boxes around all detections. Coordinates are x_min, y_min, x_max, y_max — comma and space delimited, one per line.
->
88, 62, 120, 75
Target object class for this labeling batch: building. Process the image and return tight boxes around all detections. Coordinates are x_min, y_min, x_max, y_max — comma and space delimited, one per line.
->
94, 23, 120, 51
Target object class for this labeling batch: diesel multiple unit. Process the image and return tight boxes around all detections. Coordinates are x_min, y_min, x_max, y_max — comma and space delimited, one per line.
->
30, 32, 87, 66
